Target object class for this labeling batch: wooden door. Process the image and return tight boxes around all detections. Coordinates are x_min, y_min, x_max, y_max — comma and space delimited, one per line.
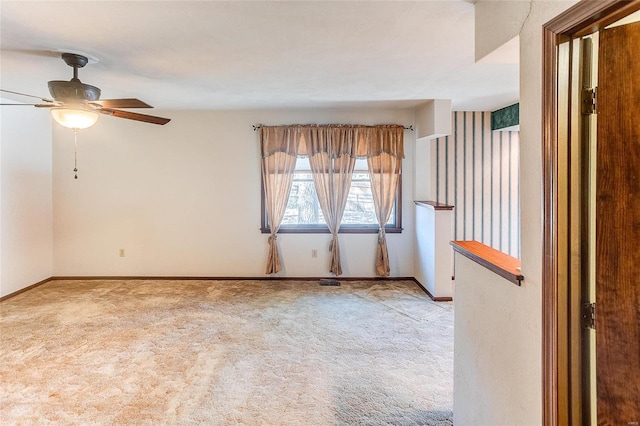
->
596, 20, 640, 424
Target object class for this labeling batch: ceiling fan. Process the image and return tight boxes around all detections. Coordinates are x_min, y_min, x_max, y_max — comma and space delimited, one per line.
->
0, 52, 170, 128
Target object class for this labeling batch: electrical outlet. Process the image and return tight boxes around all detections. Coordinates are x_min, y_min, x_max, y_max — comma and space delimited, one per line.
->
119, 249, 125, 257
311, 249, 318, 258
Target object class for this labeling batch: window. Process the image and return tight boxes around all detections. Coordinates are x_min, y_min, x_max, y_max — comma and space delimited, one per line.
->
261, 158, 402, 233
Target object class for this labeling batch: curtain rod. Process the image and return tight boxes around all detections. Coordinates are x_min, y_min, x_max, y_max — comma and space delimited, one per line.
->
252, 124, 414, 131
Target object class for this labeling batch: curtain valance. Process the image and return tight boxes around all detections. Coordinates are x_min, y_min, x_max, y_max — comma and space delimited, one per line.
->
260, 124, 404, 159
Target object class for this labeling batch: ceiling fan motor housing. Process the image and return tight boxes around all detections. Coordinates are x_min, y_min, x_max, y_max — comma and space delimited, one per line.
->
48, 53, 101, 103
48, 80, 101, 103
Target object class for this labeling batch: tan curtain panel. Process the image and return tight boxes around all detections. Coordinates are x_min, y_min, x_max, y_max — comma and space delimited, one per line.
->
259, 124, 404, 276
260, 127, 300, 274
304, 126, 358, 275
365, 126, 404, 276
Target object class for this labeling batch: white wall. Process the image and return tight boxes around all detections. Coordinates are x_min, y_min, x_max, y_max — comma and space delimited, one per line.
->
414, 204, 453, 299
475, 0, 530, 62
453, 2, 578, 425
52, 108, 415, 278
454, 255, 539, 424
0, 105, 53, 297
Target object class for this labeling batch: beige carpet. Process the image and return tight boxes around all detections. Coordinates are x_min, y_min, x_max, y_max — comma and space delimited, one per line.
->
0, 279, 453, 425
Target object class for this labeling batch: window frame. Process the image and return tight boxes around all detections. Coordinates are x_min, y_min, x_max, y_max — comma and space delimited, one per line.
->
260, 173, 403, 234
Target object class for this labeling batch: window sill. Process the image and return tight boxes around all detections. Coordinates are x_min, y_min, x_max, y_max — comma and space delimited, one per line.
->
261, 227, 403, 234
450, 240, 524, 286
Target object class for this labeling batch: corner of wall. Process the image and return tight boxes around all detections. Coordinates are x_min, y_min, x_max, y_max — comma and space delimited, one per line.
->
0, 106, 53, 297
474, 0, 530, 62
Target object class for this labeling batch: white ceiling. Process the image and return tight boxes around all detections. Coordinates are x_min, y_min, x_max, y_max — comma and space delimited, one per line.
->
0, 1, 518, 111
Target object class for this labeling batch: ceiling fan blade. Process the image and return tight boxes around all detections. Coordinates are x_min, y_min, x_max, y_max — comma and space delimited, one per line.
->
88, 98, 153, 109
1, 88, 54, 103
0, 103, 56, 107
99, 108, 170, 125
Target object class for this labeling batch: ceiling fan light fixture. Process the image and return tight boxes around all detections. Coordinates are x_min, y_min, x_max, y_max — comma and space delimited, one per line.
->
51, 108, 99, 129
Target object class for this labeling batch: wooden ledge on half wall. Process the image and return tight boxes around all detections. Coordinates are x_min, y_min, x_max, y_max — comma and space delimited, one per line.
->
414, 200, 454, 211
450, 240, 524, 286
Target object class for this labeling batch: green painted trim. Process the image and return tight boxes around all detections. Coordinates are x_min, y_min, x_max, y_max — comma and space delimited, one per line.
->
491, 103, 519, 130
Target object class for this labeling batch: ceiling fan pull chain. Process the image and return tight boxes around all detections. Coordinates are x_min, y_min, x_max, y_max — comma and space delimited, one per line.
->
73, 128, 79, 179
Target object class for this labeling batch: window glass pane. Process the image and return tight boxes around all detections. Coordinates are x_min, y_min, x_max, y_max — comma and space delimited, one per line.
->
279, 164, 396, 227
281, 172, 325, 225
353, 158, 368, 171
342, 172, 377, 225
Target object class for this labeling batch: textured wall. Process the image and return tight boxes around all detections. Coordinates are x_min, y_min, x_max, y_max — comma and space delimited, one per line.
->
52, 108, 416, 278
433, 111, 520, 258
474, 0, 530, 62
0, 104, 53, 297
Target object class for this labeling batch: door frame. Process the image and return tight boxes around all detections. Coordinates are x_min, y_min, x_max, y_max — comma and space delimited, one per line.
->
542, 0, 640, 424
